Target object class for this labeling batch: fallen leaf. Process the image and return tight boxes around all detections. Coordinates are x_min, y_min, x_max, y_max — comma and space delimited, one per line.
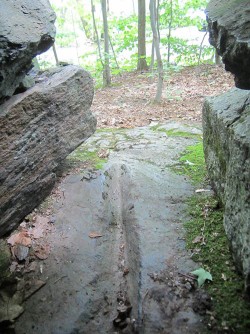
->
34, 244, 50, 260
221, 273, 227, 281
89, 232, 103, 239
98, 149, 109, 158
191, 268, 213, 287
192, 235, 203, 244
195, 189, 211, 193
30, 225, 44, 239
7, 231, 32, 247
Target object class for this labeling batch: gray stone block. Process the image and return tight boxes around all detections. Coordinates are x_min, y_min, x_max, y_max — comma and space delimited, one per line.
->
0, 0, 56, 103
0, 65, 96, 236
203, 88, 250, 294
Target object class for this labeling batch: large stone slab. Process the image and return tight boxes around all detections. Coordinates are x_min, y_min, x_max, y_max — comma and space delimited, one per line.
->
14, 122, 206, 333
0, 0, 56, 103
0, 65, 96, 237
206, 0, 250, 89
203, 88, 250, 294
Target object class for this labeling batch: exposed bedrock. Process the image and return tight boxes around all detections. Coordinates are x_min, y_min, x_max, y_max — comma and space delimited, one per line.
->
0, 0, 56, 103
206, 0, 250, 89
0, 65, 96, 237
203, 88, 250, 294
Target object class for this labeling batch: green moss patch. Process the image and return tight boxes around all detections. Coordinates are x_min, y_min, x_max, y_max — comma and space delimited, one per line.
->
185, 195, 250, 332
173, 142, 206, 185
151, 125, 202, 140
173, 138, 250, 332
67, 148, 107, 170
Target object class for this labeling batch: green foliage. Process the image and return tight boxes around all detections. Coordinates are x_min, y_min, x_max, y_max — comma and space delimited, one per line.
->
56, 32, 76, 47
109, 15, 138, 52
50, 0, 215, 86
159, 0, 212, 65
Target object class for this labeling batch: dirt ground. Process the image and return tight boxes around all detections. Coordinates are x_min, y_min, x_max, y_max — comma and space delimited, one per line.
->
91, 64, 234, 128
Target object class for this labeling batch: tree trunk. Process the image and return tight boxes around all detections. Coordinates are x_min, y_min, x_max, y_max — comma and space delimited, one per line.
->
52, 44, 59, 66
101, 0, 111, 86
198, 31, 208, 65
132, 0, 136, 15
137, 0, 148, 71
167, 0, 173, 64
91, 0, 104, 66
149, 0, 163, 103
215, 50, 222, 65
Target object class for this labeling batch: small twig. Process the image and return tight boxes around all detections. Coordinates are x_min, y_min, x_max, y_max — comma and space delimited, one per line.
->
178, 272, 196, 280
54, 275, 67, 284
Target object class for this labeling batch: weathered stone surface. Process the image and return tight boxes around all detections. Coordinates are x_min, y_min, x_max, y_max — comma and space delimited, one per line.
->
0, 0, 56, 103
203, 88, 250, 293
206, 0, 250, 89
0, 65, 96, 237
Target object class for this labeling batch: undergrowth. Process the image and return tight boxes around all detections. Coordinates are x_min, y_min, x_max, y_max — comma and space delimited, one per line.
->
67, 148, 107, 170
174, 141, 206, 185
177, 140, 250, 333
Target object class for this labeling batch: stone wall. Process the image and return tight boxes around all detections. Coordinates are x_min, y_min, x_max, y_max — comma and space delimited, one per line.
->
204, 0, 250, 295
203, 88, 250, 294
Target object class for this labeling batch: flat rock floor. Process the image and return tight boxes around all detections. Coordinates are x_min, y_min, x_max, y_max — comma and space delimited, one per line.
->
14, 121, 208, 334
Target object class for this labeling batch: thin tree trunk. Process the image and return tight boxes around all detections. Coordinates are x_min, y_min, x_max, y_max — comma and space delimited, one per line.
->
198, 31, 208, 65
167, 0, 173, 64
215, 50, 222, 65
150, 40, 155, 83
149, 0, 163, 103
150, 39, 155, 72
137, 0, 148, 71
132, 0, 136, 14
53, 44, 59, 66
91, 0, 104, 67
109, 35, 120, 70
101, 0, 111, 86
156, 0, 160, 41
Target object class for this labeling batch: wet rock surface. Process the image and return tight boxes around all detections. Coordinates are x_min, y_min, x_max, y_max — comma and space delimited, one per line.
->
206, 0, 250, 89
13, 122, 208, 333
0, 0, 56, 103
203, 88, 250, 294
0, 65, 96, 237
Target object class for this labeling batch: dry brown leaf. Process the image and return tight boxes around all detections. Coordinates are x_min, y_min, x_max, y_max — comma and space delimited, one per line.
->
7, 231, 32, 247
89, 232, 103, 239
192, 235, 204, 244
34, 244, 50, 260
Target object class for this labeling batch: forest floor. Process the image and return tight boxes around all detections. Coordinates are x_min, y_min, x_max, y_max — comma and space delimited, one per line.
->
91, 64, 234, 128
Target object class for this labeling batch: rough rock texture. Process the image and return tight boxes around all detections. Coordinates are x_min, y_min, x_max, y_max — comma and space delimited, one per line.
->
0, 0, 56, 103
206, 0, 250, 89
0, 65, 96, 237
203, 88, 250, 294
